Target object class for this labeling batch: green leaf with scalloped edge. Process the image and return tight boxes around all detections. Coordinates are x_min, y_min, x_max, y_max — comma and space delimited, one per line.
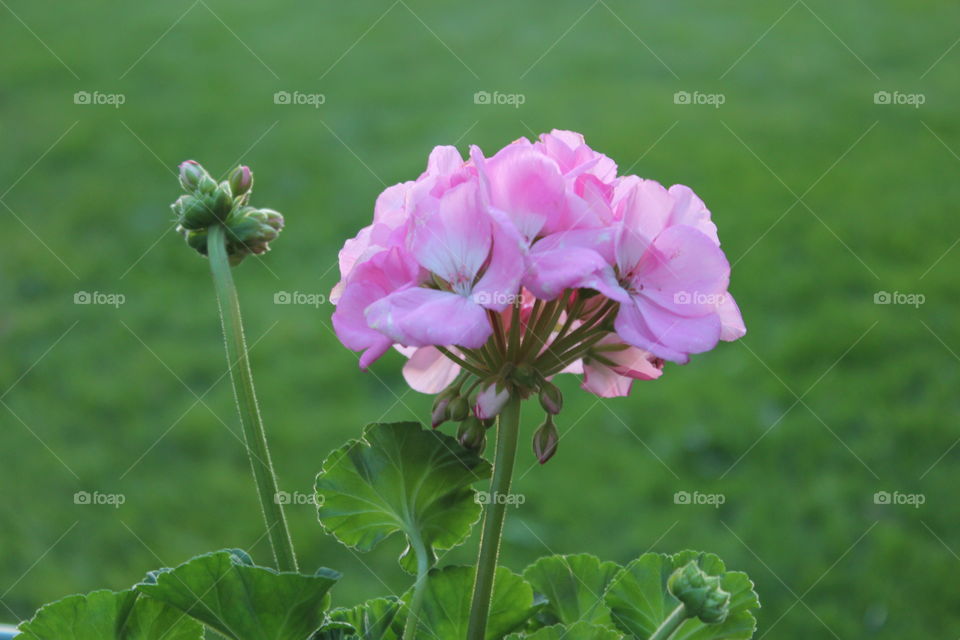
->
506, 621, 624, 640
523, 554, 622, 628
17, 589, 202, 640
397, 565, 535, 640
313, 597, 402, 639
315, 422, 492, 573
136, 549, 339, 640
605, 550, 759, 640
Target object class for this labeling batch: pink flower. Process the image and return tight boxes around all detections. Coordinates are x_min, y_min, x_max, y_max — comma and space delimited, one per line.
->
604, 179, 735, 363
576, 336, 664, 398
330, 131, 744, 407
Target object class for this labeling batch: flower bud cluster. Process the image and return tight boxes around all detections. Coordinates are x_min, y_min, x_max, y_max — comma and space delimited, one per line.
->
667, 560, 732, 624
172, 161, 283, 265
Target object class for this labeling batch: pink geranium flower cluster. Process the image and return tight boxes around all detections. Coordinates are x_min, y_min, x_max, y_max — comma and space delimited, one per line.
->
332, 130, 744, 406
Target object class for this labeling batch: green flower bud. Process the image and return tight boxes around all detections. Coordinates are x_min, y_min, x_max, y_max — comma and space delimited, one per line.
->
511, 362, 539, 389
181, 227, 208, 255
457, 417, 487, 452
172, 161, 283, 266
532, 415, 559, 464
667, 561, 731, 625
209, 183, 236, 220
538, 381, 563, 415
197, 173, 218, 195
172, 194, 219, 230
448, 396, 470, 422
228, 165, 253, 197
178, 160, 207, 192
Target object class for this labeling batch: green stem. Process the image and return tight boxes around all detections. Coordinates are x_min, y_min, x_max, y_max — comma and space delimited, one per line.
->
402, 534, 431, 640
207, 224, 298, 573
649, 603, 688, 640
466, 394, 522, 640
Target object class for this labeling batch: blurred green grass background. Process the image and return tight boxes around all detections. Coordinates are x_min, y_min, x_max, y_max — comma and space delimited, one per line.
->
2, 1, 959, 637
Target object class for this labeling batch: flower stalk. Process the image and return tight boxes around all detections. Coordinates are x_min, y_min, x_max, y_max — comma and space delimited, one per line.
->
466, 393, 522, 640
207, 223, 298, 573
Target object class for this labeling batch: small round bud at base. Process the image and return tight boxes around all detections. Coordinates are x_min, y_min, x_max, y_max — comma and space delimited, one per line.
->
532, 415, 559, 464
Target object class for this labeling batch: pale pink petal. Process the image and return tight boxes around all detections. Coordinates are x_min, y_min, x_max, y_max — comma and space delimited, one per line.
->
633, 225, 730, 316
365, 287, 492, 349
668, 184, 719, 245
582, 364, 635, 398
471, 144, 561, 240
717, 292, 746, 341
402, 346, 461, 393
615, 299, 722, 363
471, 211, 527, 311
408, 179, 491, 287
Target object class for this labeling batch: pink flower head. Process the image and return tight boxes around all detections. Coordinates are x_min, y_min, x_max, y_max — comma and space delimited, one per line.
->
331, 130, 744, 412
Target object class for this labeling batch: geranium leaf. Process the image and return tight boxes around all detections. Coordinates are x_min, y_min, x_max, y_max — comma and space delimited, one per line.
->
315, 422, 491, 573
605, 550, 759, 640
398, 565, 535, 640
136, 549, 339, 640
523, 554, 621, 628
17, 589, 202, 640
506, 621, 624, 640
314, 597, 402, 640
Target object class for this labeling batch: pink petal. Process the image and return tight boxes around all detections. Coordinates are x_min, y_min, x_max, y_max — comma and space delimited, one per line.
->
668, 184, 719, 245
523, 228, 623, 301
471, 210, 527, 311
331, 247, 420, 369
717, 292, 746, 341
614, 300, 722, 363
633, 225, 730, 316
409, 179, 491, 286
365, 287, 492, 349
402, 346, 461, 393
471, 143, 565, 240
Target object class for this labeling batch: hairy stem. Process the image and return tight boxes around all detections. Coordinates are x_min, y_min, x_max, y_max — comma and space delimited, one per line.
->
207, 224, 298, 572
466, 394, 522, 640
401, 534, 431, 640
649, 603, 688, 640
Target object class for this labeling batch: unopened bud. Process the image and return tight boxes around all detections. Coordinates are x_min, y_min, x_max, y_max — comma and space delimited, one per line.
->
474, 382, 509, 420
532, 415, 559, 464
173, 195, 218, 230
431, 395, 452, 428
457, 418, 486, 452
667, 561, 731, 624
211, 183, 235, 220
197, 173, 218, 195
448, 396, 470, 422
178, 160, 207, 192
228, 165, 253, 197
538, 381, 563, 415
